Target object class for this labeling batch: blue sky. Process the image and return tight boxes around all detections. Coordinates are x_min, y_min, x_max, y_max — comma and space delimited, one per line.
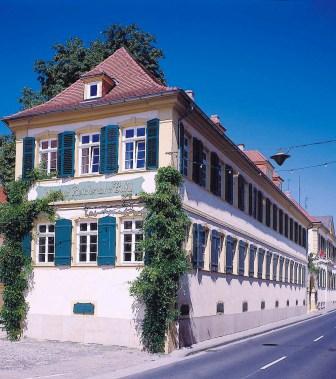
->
1, 0, 336, 219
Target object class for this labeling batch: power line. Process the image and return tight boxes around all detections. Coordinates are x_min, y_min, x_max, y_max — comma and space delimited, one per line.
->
278, 160, 336, 173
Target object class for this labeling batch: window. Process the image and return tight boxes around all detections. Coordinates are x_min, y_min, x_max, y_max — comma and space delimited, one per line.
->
122, 220, 144, 263
225, 166, 233, 204
265, 199, 271, 227
294, 222, 299, 243
39, 139, 57, 175
193, 224, 207, 269
217, 302, 224, 314
78, 221, 98, 263
90, 84, 98, 97
248, 184, 253, 216
273, 255, 278, 281
261, 301, 265, 310
183, 136, 189, 177
257, 191, 263, 223
279, 257, 284, 281
238, 241, 247, 275
79, 133, 100, 174
253, 188, 257, 219
298, 225, 302, 246
242, 301, 248, 312
266, 252, 272, 280
285, 259, 289, 282
279, 209, 284, 235
249, 245, 256, 277
210, 153, 221, 197
272, 204, 278, 231
257, 249, 264, 279
85, 81, 101, 99
123, 127, 146, 170
200, 151, 207, 188
284, 214, 289, 238
289, 218, 294, 240
226, 236, 236, 274
238, 175, 245, 211
211, 230, 221, 272
37, 224, 55, 263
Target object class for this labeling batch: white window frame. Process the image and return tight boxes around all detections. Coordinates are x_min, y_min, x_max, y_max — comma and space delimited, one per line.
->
36, 223, 55, 264
79, 132, 100, 175
121, 219, 144, 263
77, 220, 98, 264
122, 126, 146, 171
84, 81, 102, 100
39, 138, 58, 175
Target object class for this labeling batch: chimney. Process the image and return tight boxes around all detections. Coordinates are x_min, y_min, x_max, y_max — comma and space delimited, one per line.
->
185, 90, 195, 101
238, 144, 245, 151
210, 114, 227, 132
272, 173, 284, 190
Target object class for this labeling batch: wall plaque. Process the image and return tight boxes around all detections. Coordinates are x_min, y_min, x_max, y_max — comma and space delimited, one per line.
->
36, 177, 145, 201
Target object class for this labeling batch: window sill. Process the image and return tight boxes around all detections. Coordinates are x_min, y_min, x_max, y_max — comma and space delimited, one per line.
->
119, 262, 144, 267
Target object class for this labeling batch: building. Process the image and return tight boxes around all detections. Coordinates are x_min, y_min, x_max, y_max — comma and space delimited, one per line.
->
4, 47, 311, 350
307, 216, 336, 311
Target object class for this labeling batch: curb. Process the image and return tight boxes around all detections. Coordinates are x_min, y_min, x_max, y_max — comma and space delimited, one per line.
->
180, 310, 336, 357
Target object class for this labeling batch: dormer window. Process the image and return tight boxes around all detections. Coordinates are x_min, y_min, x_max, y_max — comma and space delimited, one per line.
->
90, 83, 98, 98
81, 71, 115, 101
84, 81, 102, 100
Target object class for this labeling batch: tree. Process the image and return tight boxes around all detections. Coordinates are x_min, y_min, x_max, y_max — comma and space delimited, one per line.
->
20, 24, 165, 109
130, 167, 190, 353
0, 135, 16, 191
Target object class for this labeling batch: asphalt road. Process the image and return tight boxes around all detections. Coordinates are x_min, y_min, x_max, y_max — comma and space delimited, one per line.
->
126, 311, 336, 379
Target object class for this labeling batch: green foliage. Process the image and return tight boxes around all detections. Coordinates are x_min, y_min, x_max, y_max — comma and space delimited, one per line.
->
130, 167, 190, 353
0, 135, 16, 191
308, 253, 319, 274
0, 173, 63, 340
20, 24, 165, 109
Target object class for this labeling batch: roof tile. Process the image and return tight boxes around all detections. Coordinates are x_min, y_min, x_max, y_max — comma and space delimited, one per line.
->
4, 47, 177, 121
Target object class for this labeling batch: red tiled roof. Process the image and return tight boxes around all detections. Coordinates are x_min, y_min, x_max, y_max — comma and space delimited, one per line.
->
285, 191, 315, 223
4, 47, 178, 121
244, 150, 273, 166
0, 187, 7, 203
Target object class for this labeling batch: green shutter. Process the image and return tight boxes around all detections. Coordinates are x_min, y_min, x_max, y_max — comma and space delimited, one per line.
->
98, 216, 116, 265
55, 219, 72, 266
238, 241, 246, 275
100, 125, 119, 174
179, 123, 185, 174
211, 230, 219, 272
192, 138, 201, 184
22, 137, 35, 179
22, 233, 32, 259
192, 224, 198, 268
146, 118, 159, 170
210, 152, 220, 196
249, 245, 256, 277
57, 132, 75, 178
226, 236, 234, 273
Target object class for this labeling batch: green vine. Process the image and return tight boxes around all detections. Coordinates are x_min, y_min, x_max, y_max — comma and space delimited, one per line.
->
308, 252, 319, 275
0, 169, 62, 340
130, 167, 190, 353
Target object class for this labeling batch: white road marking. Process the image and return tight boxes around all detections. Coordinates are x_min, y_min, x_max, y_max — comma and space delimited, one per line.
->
314, 335, 324, 342
260, 356, 287, 370
24, 374, 68, 379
